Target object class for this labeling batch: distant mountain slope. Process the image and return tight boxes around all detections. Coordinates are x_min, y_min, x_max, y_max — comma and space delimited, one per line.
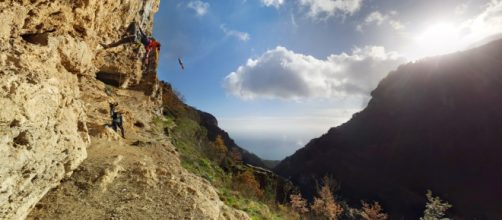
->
160, 83, 267, 169
274, 39, 502, 219
196, 110, 268, 168
263, 160, 281, 169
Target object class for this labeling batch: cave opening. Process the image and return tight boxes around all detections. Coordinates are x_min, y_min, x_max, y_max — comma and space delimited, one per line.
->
20, 30, 55, 46
96, 71, 127, 88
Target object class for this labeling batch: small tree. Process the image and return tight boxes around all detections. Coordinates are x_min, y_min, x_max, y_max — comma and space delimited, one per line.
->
310, 176, 344, 220
420, 190, 452, 220
234, 169, 263, 198
290, 193, 309, 215
212, 135, 228, 163
230, 147, 242, 164
360, 201, 388, 220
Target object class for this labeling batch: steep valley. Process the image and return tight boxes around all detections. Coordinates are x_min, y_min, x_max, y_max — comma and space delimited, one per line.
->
275, 39, 502, 219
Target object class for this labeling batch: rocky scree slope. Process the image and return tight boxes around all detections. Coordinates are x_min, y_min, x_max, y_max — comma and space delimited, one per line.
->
275, 39, 502, 219
0, 1, 249, 219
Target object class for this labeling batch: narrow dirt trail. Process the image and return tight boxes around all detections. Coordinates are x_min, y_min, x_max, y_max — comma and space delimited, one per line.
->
28, 89, 249, 220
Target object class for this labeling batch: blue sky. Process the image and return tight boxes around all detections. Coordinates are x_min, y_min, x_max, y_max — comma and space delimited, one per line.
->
153, 0, 502, 160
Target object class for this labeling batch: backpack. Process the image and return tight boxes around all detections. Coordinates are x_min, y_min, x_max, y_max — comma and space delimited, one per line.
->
112, 112, 122, 125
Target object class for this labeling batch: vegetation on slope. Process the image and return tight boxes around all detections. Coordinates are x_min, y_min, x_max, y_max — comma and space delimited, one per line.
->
158, 81, 453, 220
157, 81, 296, 219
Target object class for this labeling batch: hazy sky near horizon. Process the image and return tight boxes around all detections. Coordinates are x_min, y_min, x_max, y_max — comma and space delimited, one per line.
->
153, 0, 502, 160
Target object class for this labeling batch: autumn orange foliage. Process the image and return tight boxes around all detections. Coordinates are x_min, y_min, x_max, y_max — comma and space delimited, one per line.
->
234, 169, 263, 198
212, 135, 228, 162
311, 176, 343, 220
290, 193, 309, 215
230, 147, 242, 164
360, 201, 388, 220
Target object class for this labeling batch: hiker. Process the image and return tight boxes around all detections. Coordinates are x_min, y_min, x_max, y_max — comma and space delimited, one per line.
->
109, 102, 118, 116
111, 111, 125, 138
109, 102, 125, 138
101, 22, 161, 68
144, 36, 160, 66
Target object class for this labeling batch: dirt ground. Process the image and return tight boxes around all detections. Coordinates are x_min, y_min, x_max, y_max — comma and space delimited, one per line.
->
27, 88, 248, 220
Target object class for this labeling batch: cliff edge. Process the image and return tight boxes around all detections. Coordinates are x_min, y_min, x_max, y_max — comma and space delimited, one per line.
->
0, 1, 249, 219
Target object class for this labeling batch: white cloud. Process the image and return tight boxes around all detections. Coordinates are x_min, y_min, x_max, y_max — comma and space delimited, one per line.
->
224, 46, 405, 100
359, 10, 404, 31
187, 1, 210, 16
458, 0, 502, 44
365, 11, 387, 25
299, 0, 363, 20
407, 0, 502, 59
262, 0, 284, 8
389, 20, 404, 30
220, 25, 250, 42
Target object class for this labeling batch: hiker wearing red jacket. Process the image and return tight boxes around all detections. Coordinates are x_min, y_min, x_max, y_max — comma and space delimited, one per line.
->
102, 22, 160, 68
144, 37, 160, 66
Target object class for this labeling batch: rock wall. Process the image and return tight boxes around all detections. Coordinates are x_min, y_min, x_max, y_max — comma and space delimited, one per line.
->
0, 0, 160, 219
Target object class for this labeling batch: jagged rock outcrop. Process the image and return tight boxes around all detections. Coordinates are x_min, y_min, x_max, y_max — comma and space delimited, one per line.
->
1, 1, 249, 219
275, 39, 502, 219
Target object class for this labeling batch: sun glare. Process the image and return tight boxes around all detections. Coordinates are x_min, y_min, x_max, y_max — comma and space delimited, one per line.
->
410, 22, 464, 59
417, 23, 456, 45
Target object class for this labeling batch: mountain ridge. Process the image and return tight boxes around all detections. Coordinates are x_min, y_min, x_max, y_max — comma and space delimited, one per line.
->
196, 109, 268, 168
160, 82, 268, 169
275, 38, 502, 219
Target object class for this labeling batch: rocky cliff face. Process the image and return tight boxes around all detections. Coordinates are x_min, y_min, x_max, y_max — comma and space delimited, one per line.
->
1, 1, 248, 219
275, 39, 502, 219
